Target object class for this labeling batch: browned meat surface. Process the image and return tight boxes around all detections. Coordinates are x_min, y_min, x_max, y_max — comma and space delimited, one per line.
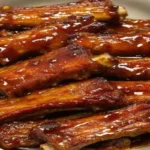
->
111, 81, 150, 104
0, 29, 15, 37
71, 32, 150, 56
1, 79, 150, 149
0, 113, 90, 149
0, 121, 42, 149
105, 57, 150, 80
0, 0, 127, 29
0, 44, 116, 97
0, 16, 106, 65
106, 19, 150, 34
31, 103, 150, 150
84, 133, 150, 150
0, 77, 124, 123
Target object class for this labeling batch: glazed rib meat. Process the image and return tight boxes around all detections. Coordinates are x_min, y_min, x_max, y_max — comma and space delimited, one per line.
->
0, 15, 106, 65
83, 134, 150, 150
111, 81, 150, 104
1, 79, 150, 148
0, 44, 116, 97
0, 0, 127, 29
31, 103, 150, 150
1, 112, 150, 149
0, 121, 43, 149
83, 138, 132, 150
71, 32, 150, 56
106, 19, 150, 34
0, 113, 89, 149
0, 29, 15, 37
105, 57, 150, 80
0, 77, 124, 123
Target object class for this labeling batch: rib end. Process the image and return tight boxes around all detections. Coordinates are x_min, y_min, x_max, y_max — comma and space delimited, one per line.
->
40, 144, 56, 150
118, 6, 128, 20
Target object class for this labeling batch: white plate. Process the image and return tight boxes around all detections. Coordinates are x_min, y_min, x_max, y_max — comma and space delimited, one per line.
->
0, 0, 149, 150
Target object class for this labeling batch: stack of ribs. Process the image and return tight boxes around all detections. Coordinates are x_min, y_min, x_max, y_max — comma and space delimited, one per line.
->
0, 0, 149, 149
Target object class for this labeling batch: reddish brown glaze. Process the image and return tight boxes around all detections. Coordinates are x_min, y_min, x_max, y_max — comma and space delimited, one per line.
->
111, 81, 150, 104
0, 121, 42, 149
85, 134, 150, 150
0, 113, 88, 149
0, 16, 106, 65
83, 138, 131, 150
71, 32, 150, 56
106, 19, 150, 34
0, 44, 117, 97
0, 29, 15, 37
31, 103, 150, 150
0, 77, 124, 123
105, 57, 150, 80
0, 0, 121, 29
1, 118, 150, 149
111, 81, 150, 94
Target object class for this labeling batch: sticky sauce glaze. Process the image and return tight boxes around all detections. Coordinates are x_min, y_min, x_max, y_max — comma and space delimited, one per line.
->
110, 80, 150, 104
84, 133, 150, 150
0, 44, 105, 97
107, 19, 150, 34
0, 15, 106, 65
111, 80, 150, 95
72, 32, 150, 56
0, 0, 118, 29
0, 121, 42, 149
31, 103, 150, 150
105, 57, 150, 80
0, 78, 124, 124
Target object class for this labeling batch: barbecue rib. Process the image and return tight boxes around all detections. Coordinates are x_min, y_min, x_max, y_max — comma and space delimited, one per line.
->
0, 120, 43, 149
83, 138, 132, 150
71, 32, 150, 56
0, 0, 127, 29
1, 113, 150, 149
1, 20, 149, 65
0, 44, 116, 97
0, 15, 106, 65
111, 80, 150, 94
83, 134, 150, 150
111, 81, 150, 104
0, 113, 89, 149
0, 77, 124, 123
31, 103, 150, 150
1, 79, 150, 149
105, 57, 150, 80
106, 19, 150, 34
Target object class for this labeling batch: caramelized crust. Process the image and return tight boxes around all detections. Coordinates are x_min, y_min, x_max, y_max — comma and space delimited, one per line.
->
0, 113, 89, 149
31, 103, 150, 150
0, 78, 124, 123
0, 121, 42, 149
1, 79, 150, 149
84, 138, 131, 150
0, 29, 15, 37
71, 32, 150, 56
111, 81, 150, 104
106, 19, 150, 34
105, 57, 150, 80
84, 133, 150, 150
0, 45, 116, 98
0, 16, 106, 65
111, 81, 150, 94
0, 0, 122, 29
0, 45, 116, 97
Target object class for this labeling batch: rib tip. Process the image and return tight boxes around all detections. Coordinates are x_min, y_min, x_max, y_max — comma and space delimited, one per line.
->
40, 144, 55, 150
92, 53, 116, 67
118, 6, 128, 18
